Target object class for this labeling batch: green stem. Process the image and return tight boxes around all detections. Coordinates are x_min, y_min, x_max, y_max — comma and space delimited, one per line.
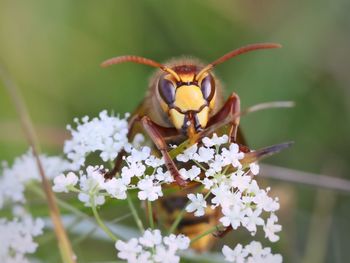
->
28, 183, 87, 219
168, 208, 187, 234
30, 182, 125, 243
168, 185, 206, 234
110, 213, 133, 224
72, 226, 98, 246
127, 194, 145, 233
169, 140, 192, 159
1, 67, 77, 263
193, 160, 207, 171
91, 195, 118, 241
190, 224, 222, 245
223, 165, 231, 175
204, 191, 211, 200
147, 201, 154, 229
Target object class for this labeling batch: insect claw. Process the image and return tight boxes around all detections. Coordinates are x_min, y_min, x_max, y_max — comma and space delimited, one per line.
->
174, 172, 187, 187
238, 144, 250, 153
103, 170, 114, 180
213, 225, 232, 238
100, 166, 117, 180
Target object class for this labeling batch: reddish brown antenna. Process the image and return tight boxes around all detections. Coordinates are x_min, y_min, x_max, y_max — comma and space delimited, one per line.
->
195, 43, 282, 81
101, 55, 181, 81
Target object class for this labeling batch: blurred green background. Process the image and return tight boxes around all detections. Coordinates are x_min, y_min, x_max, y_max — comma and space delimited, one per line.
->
0, 0, 349, 262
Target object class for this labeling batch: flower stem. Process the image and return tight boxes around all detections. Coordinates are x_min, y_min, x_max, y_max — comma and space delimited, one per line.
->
147, 201, 154, 229
127, 194, 145, 233
1, 66, 76, 263
30, 183, 125, 243
168, 206, 187, 234
193, 160, 207, 171
168, 185, 206, 234
91, 195, 118, 241
204, 191, 211, 200
28, 183, 87, 219
190, 224, 222, 245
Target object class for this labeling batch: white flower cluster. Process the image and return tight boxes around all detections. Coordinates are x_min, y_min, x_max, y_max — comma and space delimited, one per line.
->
64, 110, 130, 170
0, 212, 44, 263
0, 109, 286, 263
121, 146, 173, 201
0, 150, 71, 208
53, 146, 172, 205
115, 229, 190, 263
222, 241, 282, 263
55, 110, 180, 204
177, 134, 281, 242
53, 165, 125, 206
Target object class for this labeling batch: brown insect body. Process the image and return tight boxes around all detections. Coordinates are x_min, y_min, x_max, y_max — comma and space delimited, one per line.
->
102, 43, 283, 251
130, 58, 227, 251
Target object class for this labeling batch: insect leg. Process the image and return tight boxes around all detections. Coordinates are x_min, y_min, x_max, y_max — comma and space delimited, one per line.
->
141, 116, 187, 187
104, 114, 141, 179
106, 113, 180, 179
206, 92, 241, 142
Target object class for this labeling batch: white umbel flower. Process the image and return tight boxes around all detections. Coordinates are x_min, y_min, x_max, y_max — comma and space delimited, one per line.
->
176, 144, 198, 162
220, 205, 244, 230
186, 193, 207, 217
137, 177, 163, 201
202, 133, 229, 147
264, 214, 282, 242
103, 177, 127, 200
230, 170, 252, 191
139, 229, 162, 247
222, 241, 282, 263
179, 165, 201, 181
0, 150, 70, 208
52, 172, 79, 193
222, 244, 247, 262
242, 208, 264, 235
194, 146, 215, 162
115, 229, 190, 263
153, 245, 180, 263
115, 238, 142, 262
250, 162, 260, 175
77, 166, 106, 206
0, 214, 44, 262
154, 168, 173, 183
64, 110, 129, 170
173, 134, 282, 241
163, 234, 190, 250
221, 143, 244, 168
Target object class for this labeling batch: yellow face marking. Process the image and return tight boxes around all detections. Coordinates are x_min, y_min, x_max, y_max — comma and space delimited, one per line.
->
164, 73, 196, 85
174, 85, 206, 112
196, 106, 209, 128
169, 109, 185, 130
179, 74, 195, 82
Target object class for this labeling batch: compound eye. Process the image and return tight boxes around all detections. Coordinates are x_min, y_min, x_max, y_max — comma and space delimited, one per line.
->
158, 77, 176, 105
200, 74, 215, 102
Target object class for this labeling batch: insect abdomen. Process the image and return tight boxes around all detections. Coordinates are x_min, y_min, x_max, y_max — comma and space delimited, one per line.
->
155, 183, 221, 252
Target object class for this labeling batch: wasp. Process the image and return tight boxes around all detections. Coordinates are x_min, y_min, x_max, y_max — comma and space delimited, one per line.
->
102, 43, 287, 251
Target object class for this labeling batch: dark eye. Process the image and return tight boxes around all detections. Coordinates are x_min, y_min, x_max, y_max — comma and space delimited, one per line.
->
200, 74, 215, 101
158, 77, 176, 105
